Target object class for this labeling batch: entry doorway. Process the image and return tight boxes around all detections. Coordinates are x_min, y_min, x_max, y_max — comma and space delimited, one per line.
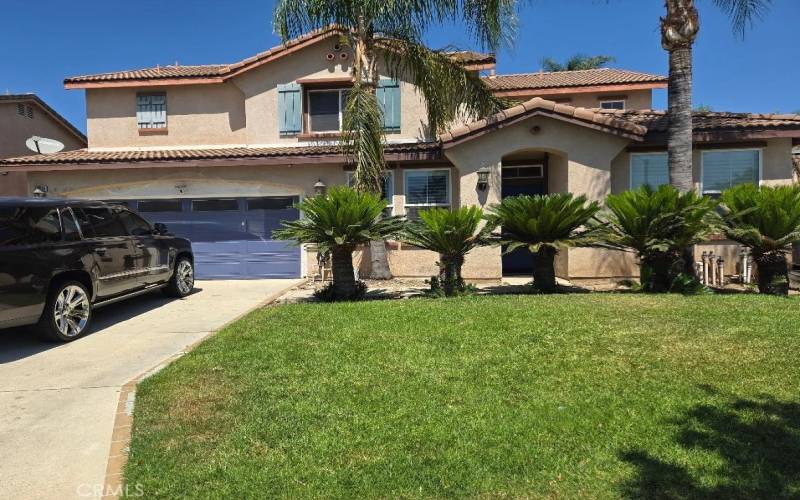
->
501, 162, 548, 276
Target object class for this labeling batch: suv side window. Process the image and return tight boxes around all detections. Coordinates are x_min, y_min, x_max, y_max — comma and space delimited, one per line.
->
0, 206, 62, 247
80, 206, 127, 238
60, 208, 82, 242
117, 208, 152, 236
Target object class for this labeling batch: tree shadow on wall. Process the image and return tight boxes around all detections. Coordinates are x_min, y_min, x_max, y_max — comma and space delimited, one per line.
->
620, 387, 800, 499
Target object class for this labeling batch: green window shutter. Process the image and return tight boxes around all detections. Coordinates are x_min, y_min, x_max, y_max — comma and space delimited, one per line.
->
150, 94, 167, 128
377, 79, 401, 132
278, 83, 302, 135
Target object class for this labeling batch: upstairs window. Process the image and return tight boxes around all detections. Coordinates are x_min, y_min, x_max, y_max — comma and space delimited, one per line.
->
599, 99, 625, 110
702, 149, 760, 195
136, 93, 167, 129
630, 153, 668, 190
308, 89, 348, 133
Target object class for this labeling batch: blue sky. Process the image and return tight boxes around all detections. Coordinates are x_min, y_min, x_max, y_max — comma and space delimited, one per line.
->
1, 0, 797, 134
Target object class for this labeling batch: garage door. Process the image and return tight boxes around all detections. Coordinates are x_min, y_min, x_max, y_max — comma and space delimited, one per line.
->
121, 197, 301, 279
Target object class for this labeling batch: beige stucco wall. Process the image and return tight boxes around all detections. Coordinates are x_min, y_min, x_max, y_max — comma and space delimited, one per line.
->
85, 83, 247, 149
510, 90, 653, 111
84, 41, 431, 149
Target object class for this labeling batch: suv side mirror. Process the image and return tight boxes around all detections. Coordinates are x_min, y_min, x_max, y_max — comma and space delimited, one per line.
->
153, 222, 169, 235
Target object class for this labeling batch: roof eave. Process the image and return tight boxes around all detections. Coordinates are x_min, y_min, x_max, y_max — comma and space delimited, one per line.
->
490, 81, 668, 98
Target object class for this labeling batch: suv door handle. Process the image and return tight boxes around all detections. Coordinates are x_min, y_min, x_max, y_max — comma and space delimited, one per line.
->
135, 243, 146, 249
95, 247, 107, 255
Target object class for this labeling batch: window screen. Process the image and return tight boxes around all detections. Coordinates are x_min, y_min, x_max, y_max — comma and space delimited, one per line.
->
192, 199, 239, 212
702, 150, 760, 194
630, 153, 669, 189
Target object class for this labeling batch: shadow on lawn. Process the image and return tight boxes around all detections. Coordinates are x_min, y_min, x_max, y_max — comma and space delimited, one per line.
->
620, 389, 800, 499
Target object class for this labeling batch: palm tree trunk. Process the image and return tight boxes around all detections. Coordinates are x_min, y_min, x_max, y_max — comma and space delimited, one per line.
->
641, 253, 674, 293
662, 0, 699, 193
440, 255, 464, 297
533, 247, 558, 293
331, 246, 357, 300
667, 46, 694, 192
754, 252, 789, 296
368, 240, 392, 279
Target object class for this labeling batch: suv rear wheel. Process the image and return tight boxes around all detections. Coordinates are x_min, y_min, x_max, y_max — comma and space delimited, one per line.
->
37, 281, 92, 342
164, 257, 194, 298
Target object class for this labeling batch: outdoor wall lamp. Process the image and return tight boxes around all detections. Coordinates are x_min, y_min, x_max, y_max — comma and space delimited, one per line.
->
33, 185, 48, 198
476, 167, 491, 191
313, 179, 327, 196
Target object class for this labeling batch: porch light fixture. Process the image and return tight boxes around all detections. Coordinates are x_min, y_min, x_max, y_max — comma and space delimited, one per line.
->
313, 179, 327, 196
476, 167, 491, 191
32, 185, 48, 198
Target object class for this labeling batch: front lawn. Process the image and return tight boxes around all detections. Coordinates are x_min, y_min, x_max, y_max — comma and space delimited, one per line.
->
125, 295, 800, 498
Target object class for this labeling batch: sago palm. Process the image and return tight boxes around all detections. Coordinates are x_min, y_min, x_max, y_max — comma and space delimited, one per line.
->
601, 185, 719, 292
719, 184, 800, 296
273, 187, 405, 300
486, 194, 601, 293
274, 0, 514, 278
402, 206, 492, 296
661, 0, 770, 191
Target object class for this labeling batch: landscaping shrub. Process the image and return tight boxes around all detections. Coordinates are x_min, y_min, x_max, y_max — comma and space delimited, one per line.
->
601, 185, 718, 293
273, 186, 405, 301
402, 206, 491, 296
485, 193, 602, 293
719, 184, 800, 296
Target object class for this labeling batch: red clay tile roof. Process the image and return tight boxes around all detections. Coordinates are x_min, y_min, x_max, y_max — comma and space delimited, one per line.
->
599, 109, 800, 132
440, 97, 648, 147
65, 28, 494, 86
482, 68, 667, 92
0, 94, 87, 144
0, 142, 441, 167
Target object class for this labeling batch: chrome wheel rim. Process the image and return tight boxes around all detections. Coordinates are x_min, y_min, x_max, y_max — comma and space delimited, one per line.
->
54, 285, 90, 338
177, 260, 194, 294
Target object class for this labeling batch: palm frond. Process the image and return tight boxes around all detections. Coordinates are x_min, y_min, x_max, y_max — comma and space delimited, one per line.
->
341, 82, 386, 194
720, 183, 800, 254
712, 0, 772, 38
542, 54, 615, 72
402, 206, 491, 258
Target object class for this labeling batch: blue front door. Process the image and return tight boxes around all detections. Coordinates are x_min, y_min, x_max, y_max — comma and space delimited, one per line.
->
501, 165, 547, 276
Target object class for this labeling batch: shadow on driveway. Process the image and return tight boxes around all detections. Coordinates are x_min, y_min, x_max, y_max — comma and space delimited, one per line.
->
0, 287, 202, 364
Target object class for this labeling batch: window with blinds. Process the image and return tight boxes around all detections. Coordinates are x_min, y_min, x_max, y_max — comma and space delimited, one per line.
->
630, 153, 668, 189
404, 169, 450, 219
136, 93, 167, 129
702, 150, 760, 194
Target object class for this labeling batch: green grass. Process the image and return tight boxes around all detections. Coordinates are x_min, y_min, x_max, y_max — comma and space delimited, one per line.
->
124, 295, 800, 499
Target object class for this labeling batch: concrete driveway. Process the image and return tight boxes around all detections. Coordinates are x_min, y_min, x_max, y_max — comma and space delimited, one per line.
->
0, 279, 301, 499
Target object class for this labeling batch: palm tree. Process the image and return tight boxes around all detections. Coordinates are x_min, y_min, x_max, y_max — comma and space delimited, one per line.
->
601, 185, 719, 292
661, 0, 770, 192
719, 184, 800, 296
274, 1, 515, 279
402, 206, 492, 296
485, 194, 602, 293
541, 54, 615, 72
273, 187, 405, 300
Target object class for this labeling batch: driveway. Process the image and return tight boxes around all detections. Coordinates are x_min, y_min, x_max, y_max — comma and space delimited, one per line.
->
0, 279, 301, 499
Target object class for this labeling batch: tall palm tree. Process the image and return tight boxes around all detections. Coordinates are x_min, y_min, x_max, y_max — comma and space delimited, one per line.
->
661, 0, 770, 192
274, 1, 515, 278
541, 54, 615, 72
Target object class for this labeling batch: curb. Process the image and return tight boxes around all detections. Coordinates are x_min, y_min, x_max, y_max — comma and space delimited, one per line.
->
100, 279, 305, 498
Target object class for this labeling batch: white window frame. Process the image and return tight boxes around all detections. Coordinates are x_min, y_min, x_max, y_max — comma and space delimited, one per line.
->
403, 168, 451, 215
346, 171, 395, 212
307, 88, 348, 133
599, 99, 626, 110
700, 148, 762, 195
629, 152, 668, 190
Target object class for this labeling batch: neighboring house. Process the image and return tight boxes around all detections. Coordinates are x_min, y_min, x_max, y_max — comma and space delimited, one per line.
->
0, 94, 86, 195
1, 28, 798, 281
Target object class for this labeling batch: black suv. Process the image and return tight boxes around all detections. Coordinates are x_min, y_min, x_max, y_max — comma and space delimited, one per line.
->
0, 198, 194, 342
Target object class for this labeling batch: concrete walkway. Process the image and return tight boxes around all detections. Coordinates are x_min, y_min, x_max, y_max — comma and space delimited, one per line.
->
0, 279, 301, 500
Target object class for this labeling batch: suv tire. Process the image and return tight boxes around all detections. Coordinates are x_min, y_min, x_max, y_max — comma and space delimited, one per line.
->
36, 280, 93, 342
164, 257, 194, 298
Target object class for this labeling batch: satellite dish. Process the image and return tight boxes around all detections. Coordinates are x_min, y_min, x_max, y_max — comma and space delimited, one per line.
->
26, 136, 64, 155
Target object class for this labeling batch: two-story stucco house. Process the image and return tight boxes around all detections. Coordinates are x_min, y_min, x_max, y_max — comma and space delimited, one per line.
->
0, 94, 86, 196
2, 28, 799, 281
